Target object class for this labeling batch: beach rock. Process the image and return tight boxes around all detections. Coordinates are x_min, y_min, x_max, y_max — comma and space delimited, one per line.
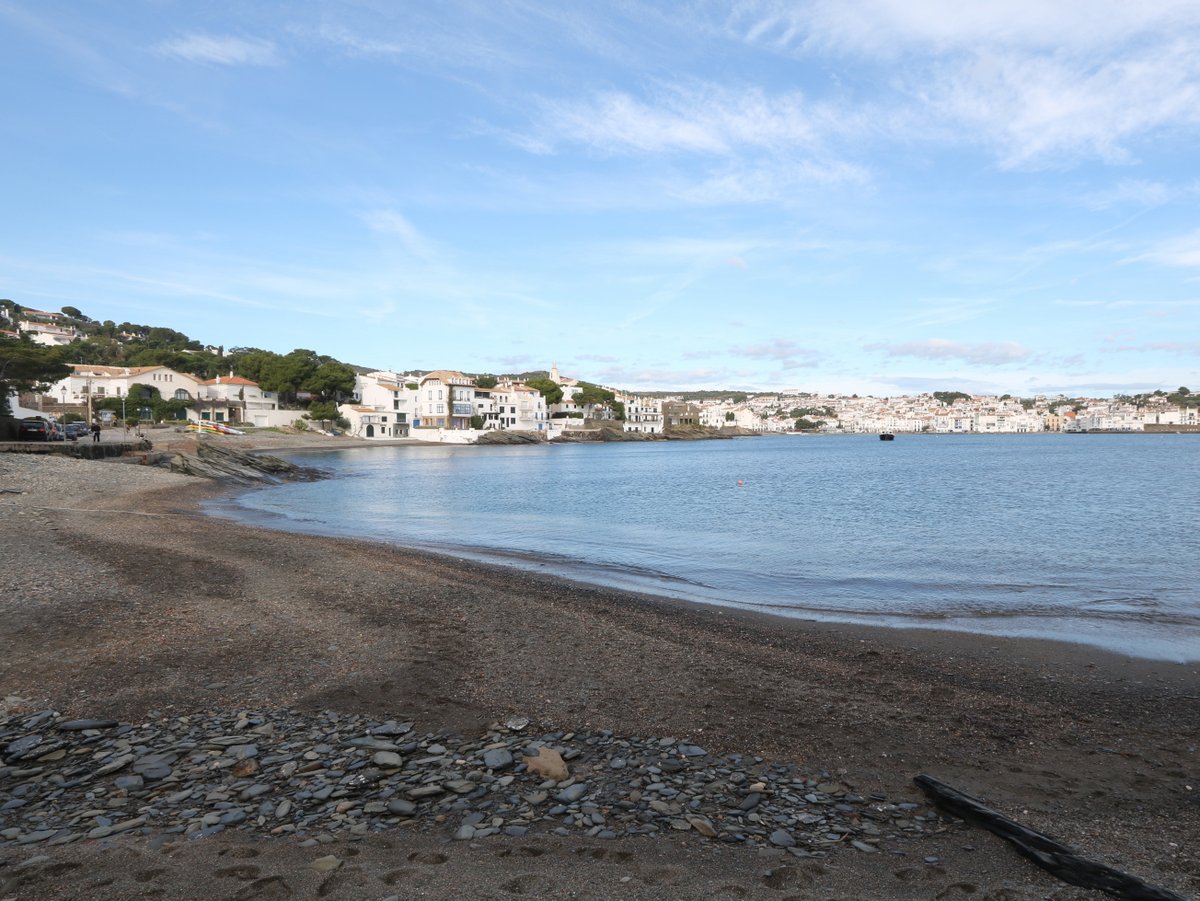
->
57, 719, 118, 731
310, 855, 342, 873
372, 751, 403, 768
523, 747, 569, 781
482, 748, 514, 770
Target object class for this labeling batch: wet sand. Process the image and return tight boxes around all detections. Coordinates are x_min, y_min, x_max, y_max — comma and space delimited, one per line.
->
1, 443, 1197, 899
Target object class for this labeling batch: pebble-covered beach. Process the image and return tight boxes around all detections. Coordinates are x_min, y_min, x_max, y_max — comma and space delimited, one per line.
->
1, 442, 1197, 899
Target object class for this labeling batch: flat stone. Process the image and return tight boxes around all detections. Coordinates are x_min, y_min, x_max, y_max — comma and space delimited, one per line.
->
482, 749, 513, 770
5, 735, 43, 758
407, 785, 444, 799
347, 737, 400, 751
769, 829, 796, 848
387, 799, 416, 816
114, 775, 144, 791
95, 754, 133, 776
555, 783, 588, 803
686, 816, 717, 837
372, 751, 403, 768
310, 855, 342, 873
16, 830, 56, 845
57, 720, 118, 731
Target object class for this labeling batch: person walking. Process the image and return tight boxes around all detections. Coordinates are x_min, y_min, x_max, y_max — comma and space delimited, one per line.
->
91, 422, 101, 443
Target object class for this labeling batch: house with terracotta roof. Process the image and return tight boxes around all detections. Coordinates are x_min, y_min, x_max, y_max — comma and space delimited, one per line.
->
50, 364, 204, 407
196, 373, 282, 425
413, 370, 477, 430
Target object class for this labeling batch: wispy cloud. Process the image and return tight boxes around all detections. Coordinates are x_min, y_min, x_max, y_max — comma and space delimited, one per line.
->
868, 338, 1033, 365
1102, 341, 1200, 355
1134, 230, 1200, 269
899, 299, 995, 328
596, 365, 730, 389
1082, 179, 1174, 210
715, 1, 1200, 168
531, 84, 859, 155
157, 33, 280, 67
730, 338, 821, 369
723, 0, 1200, 57
360, 210, 437, 260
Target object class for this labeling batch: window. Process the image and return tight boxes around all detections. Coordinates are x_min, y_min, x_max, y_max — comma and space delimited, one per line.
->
436, 404, 444, 414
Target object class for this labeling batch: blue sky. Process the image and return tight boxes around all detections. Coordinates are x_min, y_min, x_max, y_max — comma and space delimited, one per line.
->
2, 1, 1199, 396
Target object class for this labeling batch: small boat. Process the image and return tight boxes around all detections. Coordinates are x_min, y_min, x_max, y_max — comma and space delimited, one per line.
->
879, 433, 895, 441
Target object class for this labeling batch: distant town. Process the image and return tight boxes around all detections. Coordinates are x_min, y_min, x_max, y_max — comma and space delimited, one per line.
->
3, 302, 1197, 441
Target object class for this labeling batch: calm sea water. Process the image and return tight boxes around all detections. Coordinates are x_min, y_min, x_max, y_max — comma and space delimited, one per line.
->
206, 435, 1200, 661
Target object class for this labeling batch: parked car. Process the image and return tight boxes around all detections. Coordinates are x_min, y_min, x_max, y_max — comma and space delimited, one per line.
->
63, 421, 89, 441
18, 417, 54, 440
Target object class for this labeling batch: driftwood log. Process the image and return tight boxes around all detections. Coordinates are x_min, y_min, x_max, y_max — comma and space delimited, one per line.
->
914, 774, 1189, 901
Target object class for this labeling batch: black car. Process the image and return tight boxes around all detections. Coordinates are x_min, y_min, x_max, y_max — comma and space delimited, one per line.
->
63, 421, 89, 440
17, 417, 54, 440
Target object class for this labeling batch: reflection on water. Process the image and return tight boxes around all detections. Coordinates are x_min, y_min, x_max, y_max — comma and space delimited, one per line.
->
205, 434, 1200, 662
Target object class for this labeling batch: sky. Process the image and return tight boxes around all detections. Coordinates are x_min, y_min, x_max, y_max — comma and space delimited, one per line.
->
2, 1, 1199, 396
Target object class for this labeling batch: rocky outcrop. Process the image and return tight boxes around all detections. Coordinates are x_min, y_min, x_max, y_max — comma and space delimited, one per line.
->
473, 431, 544, 445
167, 440, 327, 484
551, 424, 760, 443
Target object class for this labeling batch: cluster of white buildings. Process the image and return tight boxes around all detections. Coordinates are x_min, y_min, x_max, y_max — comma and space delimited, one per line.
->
1, 308, 84, 346
341, 364, 668, 441
717, 392, 1199, 433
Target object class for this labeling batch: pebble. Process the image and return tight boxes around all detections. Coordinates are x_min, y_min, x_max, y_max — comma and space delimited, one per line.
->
0, 707, 944, 857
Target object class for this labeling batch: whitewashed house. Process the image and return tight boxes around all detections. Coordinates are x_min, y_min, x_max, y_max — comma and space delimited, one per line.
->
493, 381, 548, 431
622, 395, 664, 433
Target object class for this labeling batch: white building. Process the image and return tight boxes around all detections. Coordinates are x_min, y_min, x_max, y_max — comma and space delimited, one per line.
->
346, 371, 417, 438
623, 395, 663, 433
493, 382, 548, 431
16, 310, 83, 347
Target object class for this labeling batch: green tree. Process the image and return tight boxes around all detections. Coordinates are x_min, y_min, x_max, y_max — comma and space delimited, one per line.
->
0, 337, 72, 417
305, 400, 338, 423
470, 414, 485, 429
525, 377, 563, 405
794, 417, 824, 431
304, 359, 356, 400
933, 391, 971, 406
474, 374, 498, 389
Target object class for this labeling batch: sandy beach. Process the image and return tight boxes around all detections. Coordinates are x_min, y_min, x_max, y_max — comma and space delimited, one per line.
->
1, 435, 1197, 900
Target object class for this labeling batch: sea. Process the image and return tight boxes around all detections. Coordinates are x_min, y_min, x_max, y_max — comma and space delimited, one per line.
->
205, 434, 1200, 662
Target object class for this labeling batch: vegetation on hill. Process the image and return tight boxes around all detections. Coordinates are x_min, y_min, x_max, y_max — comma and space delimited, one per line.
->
0, 300, 356, 412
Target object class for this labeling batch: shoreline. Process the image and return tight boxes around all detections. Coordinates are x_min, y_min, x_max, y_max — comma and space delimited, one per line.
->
207, 437, 1200, 665
2, 451, 1197, 899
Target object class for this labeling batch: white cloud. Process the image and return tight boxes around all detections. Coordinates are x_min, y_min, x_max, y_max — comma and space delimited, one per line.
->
712, 1, 1200, 168
868, 338, 1033, 366
729, 339, 821, 370
158, 33, 280, 67
360, 210, 437, 260
595, 365, 731, 389
1082, 180, 1174, 210
724, 0, 1200, 56
527, 82, 867, 157
917, 42, 1200, 168
1135, 231, 1200, 269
